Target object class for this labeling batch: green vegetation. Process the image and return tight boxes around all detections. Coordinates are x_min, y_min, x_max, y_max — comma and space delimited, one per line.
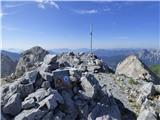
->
128, 78, 138, 85
150, 64, 160, 77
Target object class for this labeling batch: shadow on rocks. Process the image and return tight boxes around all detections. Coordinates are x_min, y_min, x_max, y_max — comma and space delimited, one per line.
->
114, 98, 137, 120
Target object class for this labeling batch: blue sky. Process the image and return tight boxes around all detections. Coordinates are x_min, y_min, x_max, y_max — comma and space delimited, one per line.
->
1, 1, 160, 50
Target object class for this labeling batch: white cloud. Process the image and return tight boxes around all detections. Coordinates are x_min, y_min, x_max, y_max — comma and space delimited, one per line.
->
74, 9, 98, 14
3, 3, 26, 8
2, 26, 20, 31
0, 11, 8, 18
36, 0, 59, 9
49, 1, 59, 9
38, 3, 45, 9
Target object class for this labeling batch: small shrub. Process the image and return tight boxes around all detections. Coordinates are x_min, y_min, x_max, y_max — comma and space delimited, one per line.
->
128, 78, 138, 85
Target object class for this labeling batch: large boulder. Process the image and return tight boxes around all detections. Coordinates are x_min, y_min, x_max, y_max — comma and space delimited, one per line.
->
14, 108, 48, 120
15, 46, 49, 77
80, 74, 101, 99
39, 94, 58, 110
3, 93, 22, 116
38, 89, 64, 110
80, 76, 95, 99
137, 82, 155, 105
116, 55, 158, 83
25, 88, 49, 102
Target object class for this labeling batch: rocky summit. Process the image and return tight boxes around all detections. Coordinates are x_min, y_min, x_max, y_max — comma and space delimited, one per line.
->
15, 46, 49, 78
1, 46, 160, 120
116, 55, 159, 84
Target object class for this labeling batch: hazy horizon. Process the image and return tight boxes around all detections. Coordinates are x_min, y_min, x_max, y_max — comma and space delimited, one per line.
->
1, 1, 159, 49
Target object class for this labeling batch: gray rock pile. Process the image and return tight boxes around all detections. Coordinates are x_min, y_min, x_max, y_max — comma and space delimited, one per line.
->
57, 52, 111, 73
116, 55, 159, 84
136, 82, 160, 120
1, 47, 121, 120
114, 55, 160, 120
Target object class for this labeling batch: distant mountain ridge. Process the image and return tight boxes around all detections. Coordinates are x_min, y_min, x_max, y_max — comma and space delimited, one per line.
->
94, 49, 160, 69
1, 48, 160, 78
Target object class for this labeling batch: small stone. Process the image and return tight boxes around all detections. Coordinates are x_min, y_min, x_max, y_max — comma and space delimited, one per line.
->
22, 98, 35, 109
25, 88, 48, 102
41, 81, 50, 89
43, 54, 57, 65
40, 72, 53, 81
39, 94, 58, 110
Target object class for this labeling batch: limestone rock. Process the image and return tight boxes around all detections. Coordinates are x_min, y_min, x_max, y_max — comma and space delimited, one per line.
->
43, 54, 57, 64
39, 94, 58, 110
19, 82, 34, 98
22, 98, 35, 109
40, 72, 53, 81
25, 88, 49, 102
80, 76, 95, 98
137, 82, 155, 105
3, 93, 22, 116
14, 108, 48, 120
116, 55, 158, 83
137, 109, 157, 120
15, 46, 48, 77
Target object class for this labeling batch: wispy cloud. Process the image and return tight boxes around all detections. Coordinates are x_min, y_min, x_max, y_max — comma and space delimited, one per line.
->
0, 10, 16, 18
0, 12, 8, 18
3, 3, 26, 8
74, 9, 98, 14
2, 25, 44, 35
2, 26, 20, 31
36, 0, 60, 9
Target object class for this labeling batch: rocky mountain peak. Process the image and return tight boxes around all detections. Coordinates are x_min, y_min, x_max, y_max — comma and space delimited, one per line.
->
15, 46, 49, 77
116, 55, 159, 83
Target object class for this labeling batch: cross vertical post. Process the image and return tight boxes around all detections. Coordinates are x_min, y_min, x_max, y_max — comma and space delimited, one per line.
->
90, 24, 93, 54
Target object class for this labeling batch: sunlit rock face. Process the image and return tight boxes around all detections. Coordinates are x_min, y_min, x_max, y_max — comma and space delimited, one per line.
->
116, 55, 159, 83
15, 46, 49, 77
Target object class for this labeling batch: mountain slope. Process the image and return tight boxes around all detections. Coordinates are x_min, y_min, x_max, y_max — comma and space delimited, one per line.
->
1, 50, 20, 62
1, 53, 17, 78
